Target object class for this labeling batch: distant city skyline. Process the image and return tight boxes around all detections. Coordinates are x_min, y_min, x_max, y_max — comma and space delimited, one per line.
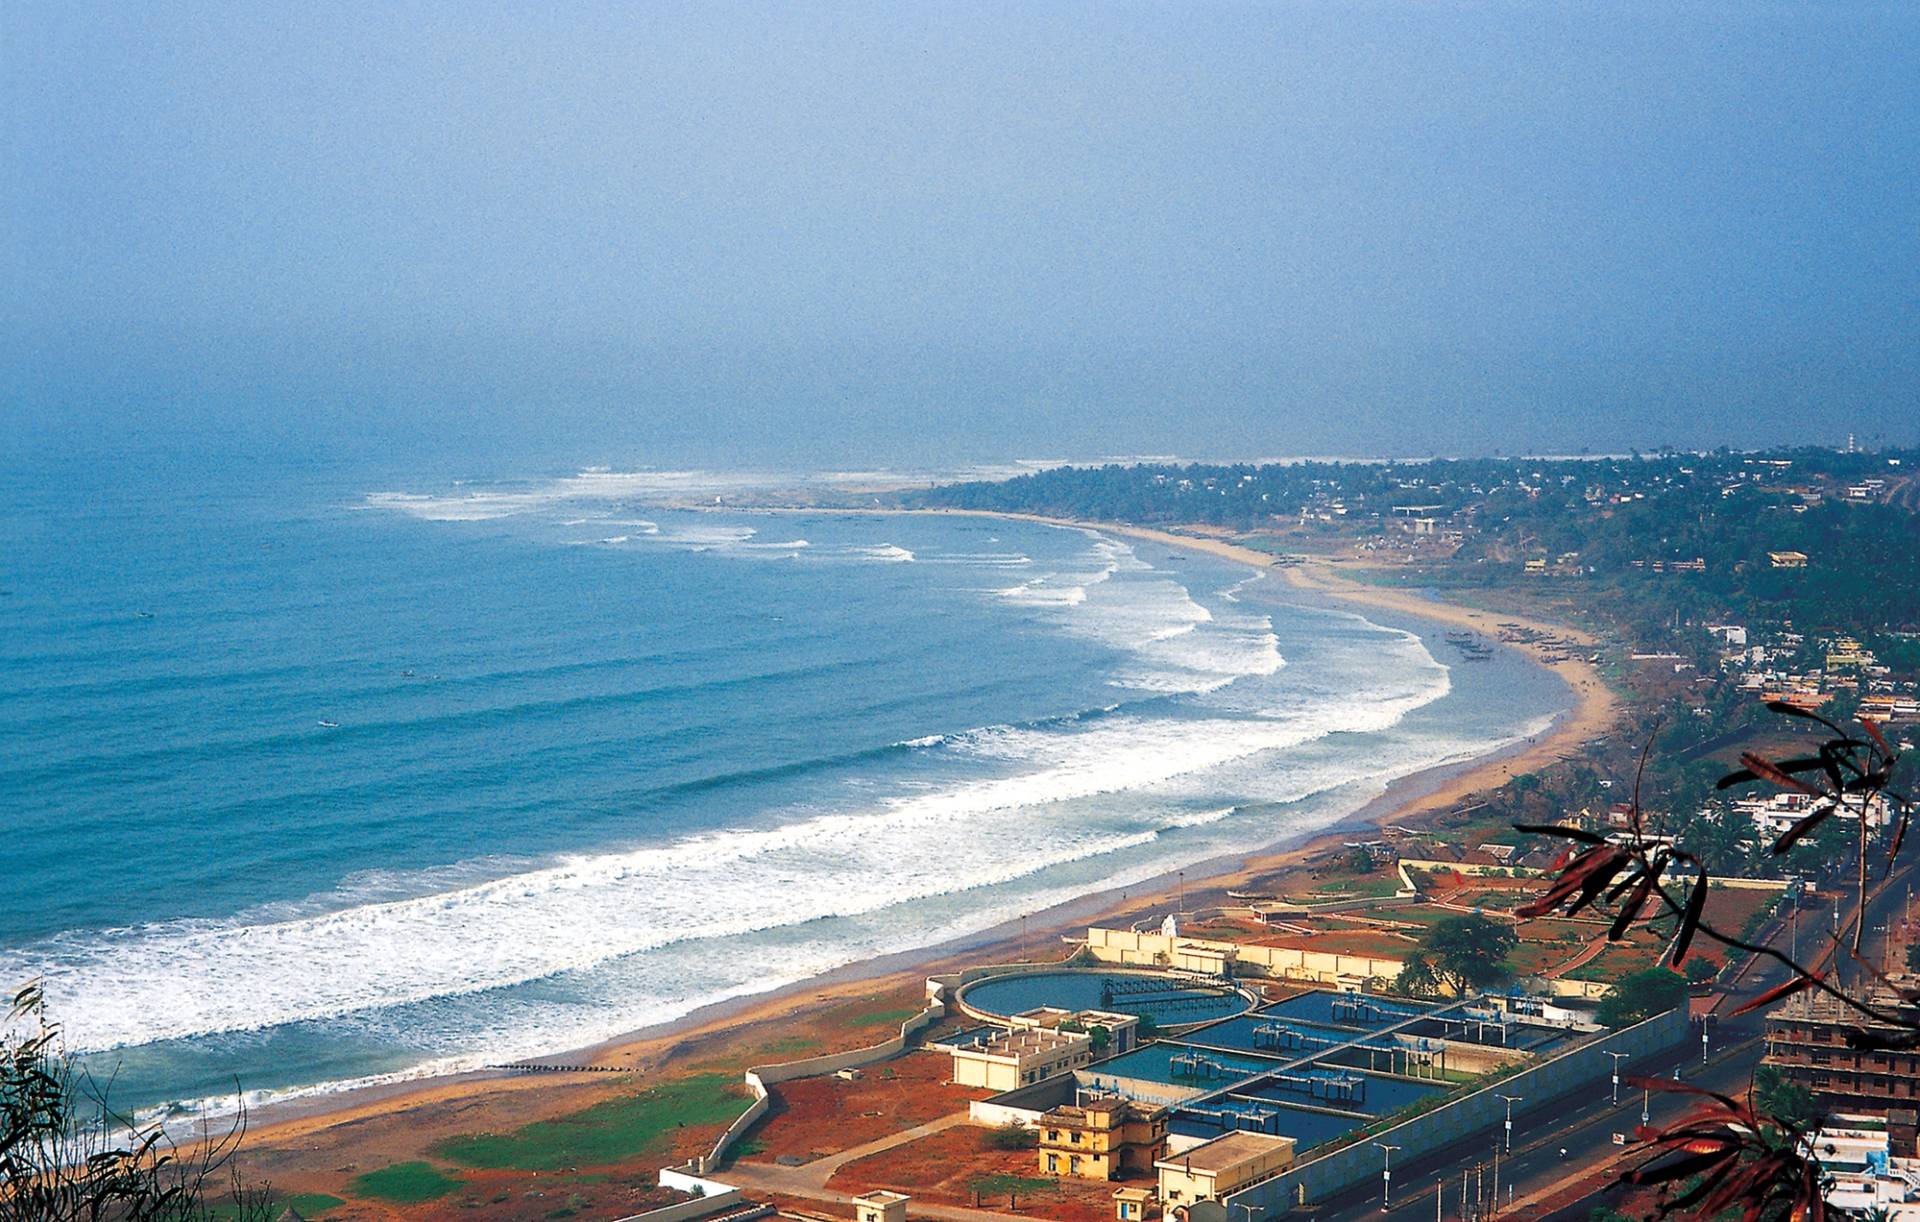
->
6, 3, 1917, 468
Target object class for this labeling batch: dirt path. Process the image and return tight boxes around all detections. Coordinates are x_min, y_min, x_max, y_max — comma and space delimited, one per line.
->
725, 1112, 1030, 1221
757, 1111, 970, 1192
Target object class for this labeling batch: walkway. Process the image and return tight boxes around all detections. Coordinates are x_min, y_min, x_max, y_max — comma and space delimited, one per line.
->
724, 1110, 977, 1187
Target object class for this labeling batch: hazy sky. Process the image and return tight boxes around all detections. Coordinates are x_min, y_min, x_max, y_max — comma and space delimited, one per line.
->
5, 3, 1917, 466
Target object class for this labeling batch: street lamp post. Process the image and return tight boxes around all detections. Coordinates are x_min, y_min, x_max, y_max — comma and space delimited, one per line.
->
1435, 1175, 1443, 1222
1231, 1204, 1264, 1222
1701, 1013, 1716, 1064
1604, 1050, 1630, 1104
1642, 1085, 1651, 1128
1496, 1093, 1524, 1153
1375, 1143, 1402, 1213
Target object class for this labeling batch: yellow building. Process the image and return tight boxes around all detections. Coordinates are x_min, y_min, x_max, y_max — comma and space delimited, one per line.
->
1037, 1094, 1169, 1181
1112, 1185, 1156, 1220
1155, 1131, 1296, 1208
1826, 637, 1873, 672
950, 1026, 1091, 1092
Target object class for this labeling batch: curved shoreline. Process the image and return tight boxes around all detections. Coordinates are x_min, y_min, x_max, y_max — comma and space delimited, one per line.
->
234, 509, 1620, 1157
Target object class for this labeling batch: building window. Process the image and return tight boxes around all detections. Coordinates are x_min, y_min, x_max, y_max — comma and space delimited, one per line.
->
1047, 1155, 1058, 1172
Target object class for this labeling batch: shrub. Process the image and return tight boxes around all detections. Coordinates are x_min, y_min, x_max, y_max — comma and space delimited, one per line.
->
985, 1122, 1037, 1151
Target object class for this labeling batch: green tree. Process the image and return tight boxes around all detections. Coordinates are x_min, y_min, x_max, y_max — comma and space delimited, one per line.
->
1393, 953, 1441, 998
1595, 968, 1688, 1028
1753, 1064, 1819, 1130
1905, 942, 1920, 975
1420, 915, 1518, 995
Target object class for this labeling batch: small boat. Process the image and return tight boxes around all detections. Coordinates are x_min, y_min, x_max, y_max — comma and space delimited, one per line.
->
134, 611, 155, 619
402, 669, 415, 677
316, 719, 340, 729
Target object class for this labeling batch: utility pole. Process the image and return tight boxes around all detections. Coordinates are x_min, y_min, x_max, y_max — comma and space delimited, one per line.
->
1497, 1093, 1524, 1152
1491, 1142, 1501, 1219
1375, 1143, 1401, 1213
1604, 1050, 1630, 1103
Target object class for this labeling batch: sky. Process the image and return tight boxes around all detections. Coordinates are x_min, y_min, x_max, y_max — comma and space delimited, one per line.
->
4, 2, 1917, 468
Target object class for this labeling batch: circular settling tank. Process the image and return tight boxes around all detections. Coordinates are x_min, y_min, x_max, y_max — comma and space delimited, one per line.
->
957, 970, 1252, 1027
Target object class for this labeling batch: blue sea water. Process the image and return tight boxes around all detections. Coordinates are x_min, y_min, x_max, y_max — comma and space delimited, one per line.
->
0, 458, 1568, 1116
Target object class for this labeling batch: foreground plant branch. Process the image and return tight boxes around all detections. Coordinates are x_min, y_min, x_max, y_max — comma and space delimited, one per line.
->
1514, 701, 1910, 1220
2, 983, 277, 1222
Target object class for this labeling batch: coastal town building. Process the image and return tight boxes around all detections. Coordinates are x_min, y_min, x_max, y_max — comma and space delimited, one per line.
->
1154, 1131, 1296, 1208
950, 1025, 1096, 1091
1112, 1185, 1156, 1220
1769, 550, 1810, 568
1735, 790, 1892, 840
1763, 991, 1920, 1114
1036, 1093, 1169, 1180
1805, 1114, 1920, 1218
1006, 1006, 1141, 1055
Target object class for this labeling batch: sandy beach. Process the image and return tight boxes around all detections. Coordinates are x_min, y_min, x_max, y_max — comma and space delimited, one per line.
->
235, 509, 1622, 1181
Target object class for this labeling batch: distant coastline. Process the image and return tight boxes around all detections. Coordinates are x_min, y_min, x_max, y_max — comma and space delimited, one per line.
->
236, 508, 1619, 1163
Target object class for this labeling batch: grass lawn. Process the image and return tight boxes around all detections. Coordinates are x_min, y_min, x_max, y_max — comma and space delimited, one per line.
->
970, 1173, 1060, 1196
1288, 873, 1402, 901
434, 1074, 747, 1171
283, 1193, 347, 1217
349, 1162, 462, 1204
206, 1193, 348, 1221
845, 1007, 921, 1028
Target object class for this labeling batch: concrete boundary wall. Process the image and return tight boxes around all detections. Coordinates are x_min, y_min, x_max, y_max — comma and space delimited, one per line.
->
619, 1171, 747, 1222
685, 949, 1086, 1175
692, 997, 946, 1174
1219, 1005, 1690, 1215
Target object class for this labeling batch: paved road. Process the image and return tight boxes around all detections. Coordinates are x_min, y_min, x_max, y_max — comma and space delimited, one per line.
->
1315, 856, 1916, 1221
1308, 1032, 1757, 1221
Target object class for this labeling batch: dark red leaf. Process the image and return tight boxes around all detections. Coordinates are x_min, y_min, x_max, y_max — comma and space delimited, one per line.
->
1665, 870, 1708, 967
1727, 973, 1820, 1017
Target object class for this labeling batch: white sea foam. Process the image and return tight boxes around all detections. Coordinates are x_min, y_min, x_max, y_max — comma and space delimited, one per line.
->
8, 672, 1453, 1054
54, 497, 1540, 1119
923, 552, 1032, 566
988, 536, 1282, 695
854, 544, 915, 563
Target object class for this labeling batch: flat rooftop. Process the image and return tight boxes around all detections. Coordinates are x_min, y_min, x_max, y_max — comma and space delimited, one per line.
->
1158, 1130, 1294, 1173
971, 1027, 1083, 1057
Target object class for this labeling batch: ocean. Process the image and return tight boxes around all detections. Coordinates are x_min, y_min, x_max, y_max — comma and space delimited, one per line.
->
0, 458, 1568, 1118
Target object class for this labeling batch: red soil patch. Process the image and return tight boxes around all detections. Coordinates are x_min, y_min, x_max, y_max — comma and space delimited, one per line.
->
744, 1051, 993, 1161
829, 1124, 1123, 1222
1247, 930, 1415, 957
